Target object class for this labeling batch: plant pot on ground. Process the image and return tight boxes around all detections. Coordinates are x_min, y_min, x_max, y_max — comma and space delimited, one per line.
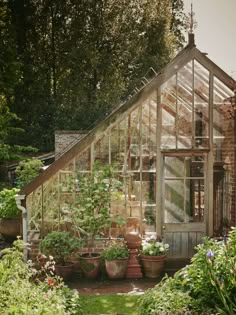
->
71, 162, 125, 279
140, 239, 169, 278
0, 188, 21, 242
39, 231, 81, 280
101, 241, 129, 279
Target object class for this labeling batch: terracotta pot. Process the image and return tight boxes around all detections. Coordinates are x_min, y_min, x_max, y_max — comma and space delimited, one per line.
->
80, 254, 100, 279
0, 217, 22, 241
141, 255, 166, 278
55, 263, 74, 280
105, 258, 128, 279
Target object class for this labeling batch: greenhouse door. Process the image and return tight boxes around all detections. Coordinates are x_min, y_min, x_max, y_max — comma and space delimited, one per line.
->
162, 155, 206, 258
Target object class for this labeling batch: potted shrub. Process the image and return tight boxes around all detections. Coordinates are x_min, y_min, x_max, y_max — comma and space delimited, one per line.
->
39, 231, 81, 279
0, 188, 21, 241
140, 239, 169, 278
71, 162, 125, 279
101, 241, 129, 279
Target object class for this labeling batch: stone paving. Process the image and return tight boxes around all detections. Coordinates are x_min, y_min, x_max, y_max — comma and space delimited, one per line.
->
67, 277, 161, 295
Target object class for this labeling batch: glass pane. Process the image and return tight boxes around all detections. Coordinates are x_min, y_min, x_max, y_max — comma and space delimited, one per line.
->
165, 156, 185, 178
177, 62, 193, 148
161, 75, 177, 149
75, 149, 90, 171
192, 179, 205, 222
143, 205, 156, 232
164, 179, 184, 223
213, 76, 235, 161
142, 94, 157, 156
194, 60, 209, 148
110, 121, 126, 169
127, 108, 141, 170
190, 157, 205, 177
142, 171, 156, 204
94, 134, 109, 164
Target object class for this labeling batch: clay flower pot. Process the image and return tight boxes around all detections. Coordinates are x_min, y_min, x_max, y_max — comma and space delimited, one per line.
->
55, 263, 74, 280
140, 254, 166, 278
105, 258, 128, 279
79, 253, 101, 279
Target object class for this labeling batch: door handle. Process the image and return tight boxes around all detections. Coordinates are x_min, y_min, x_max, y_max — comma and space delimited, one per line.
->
162, 225, 166, 230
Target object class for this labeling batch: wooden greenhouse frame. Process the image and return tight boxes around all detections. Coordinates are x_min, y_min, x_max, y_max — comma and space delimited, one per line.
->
18, 35, 236, 260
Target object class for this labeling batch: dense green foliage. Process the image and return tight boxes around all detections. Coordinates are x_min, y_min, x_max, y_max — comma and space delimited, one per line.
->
0, 240, 81, 314
138, 228, 236, 315
40, 231, 81, 265
0, 2, 37, 164
15, 159, 43, 188
0, 187, 20, 218
2, 0, 185, 151
79, 294, 139, 315
101, 241, 129, 260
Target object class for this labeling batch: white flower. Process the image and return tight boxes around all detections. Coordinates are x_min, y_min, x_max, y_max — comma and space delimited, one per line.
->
159, 247, 164, 252
149, 250, 154, 255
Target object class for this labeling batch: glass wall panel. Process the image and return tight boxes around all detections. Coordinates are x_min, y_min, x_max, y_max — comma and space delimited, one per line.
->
141, 94, 157, 158
165, 179, 185, 223
161, 75, 177, 148
110, 120, 126, 169
94, 133, 109, 164
161, 60, 211, 150
75, 149, 90, 171
177, 62, 193, 148
213, 76, 235, 162
213, 76, 235, 235
27, 186, 43, 231
42, 174, 60, 235
194, 60, 209, 148
164, 155, 205, 223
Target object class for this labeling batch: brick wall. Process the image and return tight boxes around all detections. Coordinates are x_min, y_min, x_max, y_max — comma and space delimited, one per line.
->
221, 119, 236, 227
54, 130, 88, 157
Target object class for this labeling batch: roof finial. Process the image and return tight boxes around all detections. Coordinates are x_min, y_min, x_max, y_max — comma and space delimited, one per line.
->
190, 3, 194, 33
185, 2, 197, 46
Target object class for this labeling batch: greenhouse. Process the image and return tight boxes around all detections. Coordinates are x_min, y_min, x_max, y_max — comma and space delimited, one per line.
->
18, 35, 236, 260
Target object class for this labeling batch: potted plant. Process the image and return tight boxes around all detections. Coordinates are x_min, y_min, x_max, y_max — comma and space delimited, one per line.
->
39, 231, 81, 280
71, 161, 125, 279
101, 241, 129, 279
0, 188, 21, 241
140, 238, 169, 278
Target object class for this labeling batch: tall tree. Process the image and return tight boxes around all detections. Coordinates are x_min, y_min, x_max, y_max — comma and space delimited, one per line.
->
6, 0, 185, 152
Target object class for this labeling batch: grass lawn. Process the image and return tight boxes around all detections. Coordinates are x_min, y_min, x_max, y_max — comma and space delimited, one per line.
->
79, 294, 140, 315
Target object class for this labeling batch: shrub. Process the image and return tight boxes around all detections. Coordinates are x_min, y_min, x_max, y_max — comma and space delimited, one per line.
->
15, 158, 43, 188
138, 278, 194, 315
0, 188, 20, 218
0, 239, 81, 315
39, 231, 81, 265
138, 228, 236, 315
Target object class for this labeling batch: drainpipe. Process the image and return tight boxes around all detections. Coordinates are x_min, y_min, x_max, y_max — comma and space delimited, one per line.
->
15, 194, 27, 261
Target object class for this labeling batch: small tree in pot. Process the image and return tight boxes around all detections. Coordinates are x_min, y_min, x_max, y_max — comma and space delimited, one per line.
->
71, 162, 125, 278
